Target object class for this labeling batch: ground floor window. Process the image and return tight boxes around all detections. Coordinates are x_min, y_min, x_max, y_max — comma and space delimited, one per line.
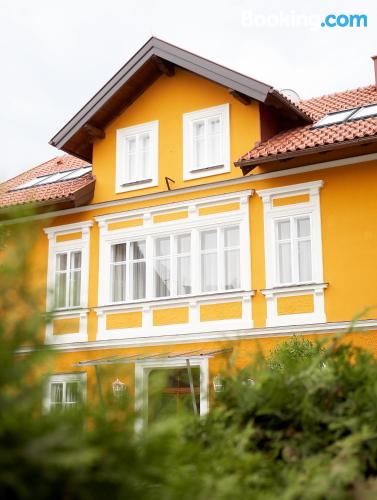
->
44, 373, 86, 412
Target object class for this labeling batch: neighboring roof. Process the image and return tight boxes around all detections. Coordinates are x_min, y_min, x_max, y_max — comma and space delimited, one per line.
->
50, 37, 310, 162
237, 85, 377, 167
0, 155, 95, 211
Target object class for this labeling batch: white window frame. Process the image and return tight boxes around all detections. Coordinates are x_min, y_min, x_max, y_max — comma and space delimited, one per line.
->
54, 249, 83, 309
183, 104, 230, 180
257, 181, 326, 327
102, 223, 243, 306
43, 372, 87, 412
116, 120, 159, 193
44, 222, 92, 344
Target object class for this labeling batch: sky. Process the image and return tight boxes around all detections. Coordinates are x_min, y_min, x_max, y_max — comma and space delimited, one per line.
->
0, 0, 376, 182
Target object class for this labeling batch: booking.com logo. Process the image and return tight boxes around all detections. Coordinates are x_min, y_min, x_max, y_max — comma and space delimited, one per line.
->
321, 14, 368, 28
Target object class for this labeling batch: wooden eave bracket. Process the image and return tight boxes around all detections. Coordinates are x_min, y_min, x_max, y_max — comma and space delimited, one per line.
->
229, 89, 252, 105
152, 55, 175, 76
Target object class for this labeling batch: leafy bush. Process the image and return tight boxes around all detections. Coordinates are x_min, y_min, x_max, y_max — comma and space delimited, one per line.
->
1, 216, 377, 499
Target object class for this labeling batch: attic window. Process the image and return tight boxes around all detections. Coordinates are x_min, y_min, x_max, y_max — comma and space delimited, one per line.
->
115, 121, 159, 193
13, 166, 92, 191
314, 103, 377, 128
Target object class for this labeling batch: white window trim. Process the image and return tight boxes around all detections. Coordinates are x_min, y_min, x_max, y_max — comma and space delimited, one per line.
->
96, 190, 253, 340
183, 104, 230, 180
43, 372, 87, 412
116, 120, 159, 193
257, 181, 326, 326
44, 221, 92, 344
135, 357, 208, 431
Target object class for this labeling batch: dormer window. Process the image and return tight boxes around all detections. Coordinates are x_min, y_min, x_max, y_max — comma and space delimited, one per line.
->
116, 121, 159, 193
183, 104, 230, 180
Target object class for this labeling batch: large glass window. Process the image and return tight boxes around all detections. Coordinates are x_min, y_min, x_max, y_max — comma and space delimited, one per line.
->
55, 250, 82, 308
107, 225, 241, 303
192, 114, 223, 171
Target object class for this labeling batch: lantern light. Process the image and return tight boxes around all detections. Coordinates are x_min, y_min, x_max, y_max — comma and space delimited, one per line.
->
112, 378, 126, 397
213, 375, 223, 392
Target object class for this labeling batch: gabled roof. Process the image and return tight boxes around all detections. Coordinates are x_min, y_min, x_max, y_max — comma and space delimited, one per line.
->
237, 85, 377, 169
0, 155, 95, 212
50, 37, 311, 161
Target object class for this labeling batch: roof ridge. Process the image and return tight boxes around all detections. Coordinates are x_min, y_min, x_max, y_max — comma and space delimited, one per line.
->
299, 84, 376, 105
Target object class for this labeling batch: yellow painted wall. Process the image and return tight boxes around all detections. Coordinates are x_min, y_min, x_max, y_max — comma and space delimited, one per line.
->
91, 68, 260, 203
21, 64, 377, 376
198, 202, 240, 216
277, 295, 314, 315
106, 312, 142, 330
200, 302, 242, 321
52, 317, 81, 335
153, 307, 189, 326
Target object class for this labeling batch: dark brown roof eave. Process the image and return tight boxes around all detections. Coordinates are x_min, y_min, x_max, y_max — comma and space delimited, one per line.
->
235, 135, 377, 170
0, 179, 95, 220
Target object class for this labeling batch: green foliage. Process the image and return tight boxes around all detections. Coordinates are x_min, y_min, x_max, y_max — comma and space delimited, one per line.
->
1, 214, 377, 499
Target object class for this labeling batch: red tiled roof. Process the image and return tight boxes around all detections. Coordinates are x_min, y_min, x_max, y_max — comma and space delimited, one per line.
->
0, 155, 94, 209
238, 85, 377, 164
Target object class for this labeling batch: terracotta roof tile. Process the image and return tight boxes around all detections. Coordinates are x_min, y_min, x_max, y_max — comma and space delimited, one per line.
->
0, 155, 94, 209
239, 85, 377, 164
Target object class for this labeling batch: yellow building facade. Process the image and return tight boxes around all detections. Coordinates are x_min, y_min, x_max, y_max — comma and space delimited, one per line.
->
5, 38, 377, 419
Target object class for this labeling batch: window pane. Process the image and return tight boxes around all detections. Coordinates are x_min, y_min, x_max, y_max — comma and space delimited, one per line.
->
112, 243, 127, 262
131, 262, 146, 300
201, 230, 217, 251
131, 241, 145, 260
297, 217, 311, 238
177, 255, 191, 295
208, 117, 221, 165
70, 251, 81, 270
224, 226, 239, 247
111, 263, 126, 302
66, 382, 79, 404
56, 253, 67, 271
126, 137, 137, 181
176, 234, 190, 254
55, 273, 67, 308
298, 240, 312, 282
155, 237, 170, 257
201, 253, 217, 292
51, 383, 63, 403
225, 249, 240, 290
193, 120, 205, 169
278, 242, 292, 283
70, 270, 81, 306
277, 220, 291, 240
155, 259, 170, 297
140, 133, 150, 178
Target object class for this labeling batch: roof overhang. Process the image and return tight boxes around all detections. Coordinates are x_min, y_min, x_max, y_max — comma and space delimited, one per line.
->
0, 178, 95, 220
235, 135, 377, 174
50, 37, 311, 162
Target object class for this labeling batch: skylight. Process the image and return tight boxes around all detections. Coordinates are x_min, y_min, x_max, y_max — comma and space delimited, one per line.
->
14, 166, 92, 191
314, 109, 356, 128
314, 103, 377, 128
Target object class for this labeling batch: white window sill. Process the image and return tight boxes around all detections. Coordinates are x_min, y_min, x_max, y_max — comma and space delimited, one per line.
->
47, 307, 90, 317
261, 282, 328, 296
115, 177, 158, 194
95, 288, 255, 313
189, 164, 224, 173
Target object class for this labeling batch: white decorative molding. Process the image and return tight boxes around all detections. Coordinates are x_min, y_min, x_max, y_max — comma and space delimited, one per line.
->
257, 180, 325, 327
44, 221, 92, 344
18, 318, 377, 353
262, 283, 327, 327
95, 290, 255, 341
